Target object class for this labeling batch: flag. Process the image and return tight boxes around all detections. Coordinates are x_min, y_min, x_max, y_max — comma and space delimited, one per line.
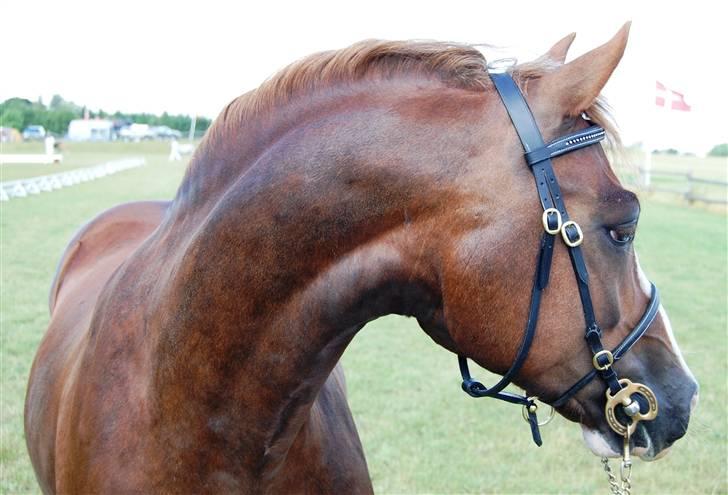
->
655, 81, 691, 111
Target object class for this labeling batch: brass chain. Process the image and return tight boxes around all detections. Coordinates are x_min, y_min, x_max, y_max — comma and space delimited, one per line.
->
601, 457, 623, 495
600, 432, 633, 495
601, 457, 633, 495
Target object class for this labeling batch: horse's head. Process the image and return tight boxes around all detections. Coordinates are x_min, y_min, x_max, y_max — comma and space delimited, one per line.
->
419, 24, 698, 460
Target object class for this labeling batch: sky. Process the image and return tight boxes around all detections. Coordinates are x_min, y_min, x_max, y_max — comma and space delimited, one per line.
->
2, 0, 727, 154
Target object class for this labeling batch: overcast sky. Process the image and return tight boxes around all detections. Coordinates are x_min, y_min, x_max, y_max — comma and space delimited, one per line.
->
3, 0, 726, 153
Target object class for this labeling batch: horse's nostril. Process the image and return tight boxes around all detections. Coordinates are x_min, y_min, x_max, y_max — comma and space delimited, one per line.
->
690, 390, 699, 413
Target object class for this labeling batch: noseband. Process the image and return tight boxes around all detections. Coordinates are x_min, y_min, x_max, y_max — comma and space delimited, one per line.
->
457, 67, 660, 447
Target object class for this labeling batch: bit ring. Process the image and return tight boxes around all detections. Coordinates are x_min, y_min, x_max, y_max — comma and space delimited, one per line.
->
521, 396, 556, 426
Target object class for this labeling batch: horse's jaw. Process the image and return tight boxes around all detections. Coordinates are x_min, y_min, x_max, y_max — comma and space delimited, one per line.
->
580, 424, 673, 461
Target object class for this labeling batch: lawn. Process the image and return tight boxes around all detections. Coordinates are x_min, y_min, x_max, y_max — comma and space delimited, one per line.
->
1, 143, 726, 493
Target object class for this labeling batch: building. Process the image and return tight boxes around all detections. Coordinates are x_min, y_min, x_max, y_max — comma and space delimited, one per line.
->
67, 119, 114, 141
0, 127, 21, 142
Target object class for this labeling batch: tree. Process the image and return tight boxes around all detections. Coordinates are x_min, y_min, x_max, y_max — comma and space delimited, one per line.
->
44, 109, 78, 135
0, 98, 41, 130
50, 94, 65, 109
1, 95, 213, 136
708, 143, 728, 157
1, 108, 24, 130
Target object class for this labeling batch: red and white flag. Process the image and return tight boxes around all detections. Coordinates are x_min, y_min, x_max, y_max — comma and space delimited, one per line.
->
655, 81, 691, 111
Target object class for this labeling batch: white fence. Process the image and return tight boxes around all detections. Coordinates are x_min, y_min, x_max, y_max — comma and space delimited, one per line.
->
0, 153, 63, 164
1, 158, 145, 201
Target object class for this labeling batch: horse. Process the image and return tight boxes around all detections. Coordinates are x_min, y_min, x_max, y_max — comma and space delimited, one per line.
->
25, 23, 698, 493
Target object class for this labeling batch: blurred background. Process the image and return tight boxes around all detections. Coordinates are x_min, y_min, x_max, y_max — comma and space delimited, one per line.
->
1, 1, 726, 493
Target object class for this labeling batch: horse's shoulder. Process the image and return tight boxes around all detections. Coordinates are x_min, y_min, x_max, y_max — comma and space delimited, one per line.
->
49, 200, 169, 313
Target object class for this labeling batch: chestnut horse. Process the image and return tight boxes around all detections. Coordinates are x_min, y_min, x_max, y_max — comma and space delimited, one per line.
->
26, 24, 697, 493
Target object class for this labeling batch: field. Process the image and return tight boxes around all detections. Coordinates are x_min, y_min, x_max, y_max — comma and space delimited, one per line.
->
1, 143, 726, 493
614, 149, 727, 207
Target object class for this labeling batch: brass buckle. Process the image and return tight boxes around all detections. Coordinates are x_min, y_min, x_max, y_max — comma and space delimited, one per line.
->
605, 379, 659, 437
592, 350, 614, 371
561, 220, 583, 247
542, 208, 562, 235
521, 396, 555, 427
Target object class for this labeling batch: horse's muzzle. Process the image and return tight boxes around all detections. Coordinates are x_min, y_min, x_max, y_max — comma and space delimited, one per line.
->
586, 378, 698, 461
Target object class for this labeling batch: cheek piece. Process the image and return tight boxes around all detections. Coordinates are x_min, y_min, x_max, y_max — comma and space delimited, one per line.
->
456, 66, 660, 449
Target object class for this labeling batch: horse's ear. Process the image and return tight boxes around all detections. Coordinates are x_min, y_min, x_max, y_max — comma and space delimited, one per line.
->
539, 32, 576, 64
538, 22, 631, 116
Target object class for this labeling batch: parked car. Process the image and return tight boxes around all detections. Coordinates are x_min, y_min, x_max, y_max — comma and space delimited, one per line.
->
118, 123, 154, 141
22, 125, 46, 140
151, 126, 183, 140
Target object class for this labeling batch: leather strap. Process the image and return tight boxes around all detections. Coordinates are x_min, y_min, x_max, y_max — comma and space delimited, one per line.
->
457, 69, 659, 446
458, 231, 554, 406
551, 284, 660, 408
489, 71, 602, 349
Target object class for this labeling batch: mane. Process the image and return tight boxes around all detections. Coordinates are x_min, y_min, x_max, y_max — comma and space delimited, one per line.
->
206, 39, 619, 148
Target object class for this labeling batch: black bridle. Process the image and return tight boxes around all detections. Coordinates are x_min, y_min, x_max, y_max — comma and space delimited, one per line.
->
457, 67, 661, 446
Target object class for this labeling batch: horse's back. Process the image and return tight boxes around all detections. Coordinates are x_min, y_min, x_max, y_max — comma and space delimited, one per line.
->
48, 201, 169, 313
25, 200, 168, 493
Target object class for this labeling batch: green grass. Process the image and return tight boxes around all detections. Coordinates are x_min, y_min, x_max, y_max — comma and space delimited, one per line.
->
1, 143, 726, 493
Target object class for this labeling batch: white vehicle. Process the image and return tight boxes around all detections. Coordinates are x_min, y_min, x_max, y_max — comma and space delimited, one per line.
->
22, 125, 46, 140
119, 123, 154, 141
67, 120, 114, 141
151, 126, 182, 140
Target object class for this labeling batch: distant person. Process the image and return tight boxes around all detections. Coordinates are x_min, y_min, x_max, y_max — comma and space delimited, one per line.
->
45, 135, 55, 155
169, 138, 182, 161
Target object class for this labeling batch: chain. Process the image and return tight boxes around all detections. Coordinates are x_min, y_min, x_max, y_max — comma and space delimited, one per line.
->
600, 430, 633, 494
601, 457, 622, 495
601, 457, 632, 495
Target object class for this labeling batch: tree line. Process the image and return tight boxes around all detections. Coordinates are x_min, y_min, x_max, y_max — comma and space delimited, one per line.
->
0, 95, 212, 136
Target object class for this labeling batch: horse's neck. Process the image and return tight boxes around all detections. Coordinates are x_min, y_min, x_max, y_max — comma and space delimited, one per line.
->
148, 89, 481, 474
151, 208, 438, 476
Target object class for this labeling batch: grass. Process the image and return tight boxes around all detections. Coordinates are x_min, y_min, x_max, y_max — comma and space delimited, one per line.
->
1, 143, 726, 493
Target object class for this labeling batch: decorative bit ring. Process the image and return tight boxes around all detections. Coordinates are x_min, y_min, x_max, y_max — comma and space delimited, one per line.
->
604, 379, 659, 437
521, 396, 556, 426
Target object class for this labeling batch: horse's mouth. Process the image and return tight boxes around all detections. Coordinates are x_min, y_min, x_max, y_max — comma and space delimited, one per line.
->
580, 424, 671, 462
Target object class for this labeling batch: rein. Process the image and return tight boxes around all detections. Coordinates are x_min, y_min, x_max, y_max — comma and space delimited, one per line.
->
456, 65, 660, 492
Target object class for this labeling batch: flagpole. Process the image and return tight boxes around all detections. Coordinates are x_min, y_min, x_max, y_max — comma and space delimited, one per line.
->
643, 140, 652, 188
645, 81, 691, 189
188, 115, 197, 142
644, 81, 660, 190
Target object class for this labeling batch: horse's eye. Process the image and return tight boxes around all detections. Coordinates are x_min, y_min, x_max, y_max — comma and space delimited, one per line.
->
608, 225, 636, 245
